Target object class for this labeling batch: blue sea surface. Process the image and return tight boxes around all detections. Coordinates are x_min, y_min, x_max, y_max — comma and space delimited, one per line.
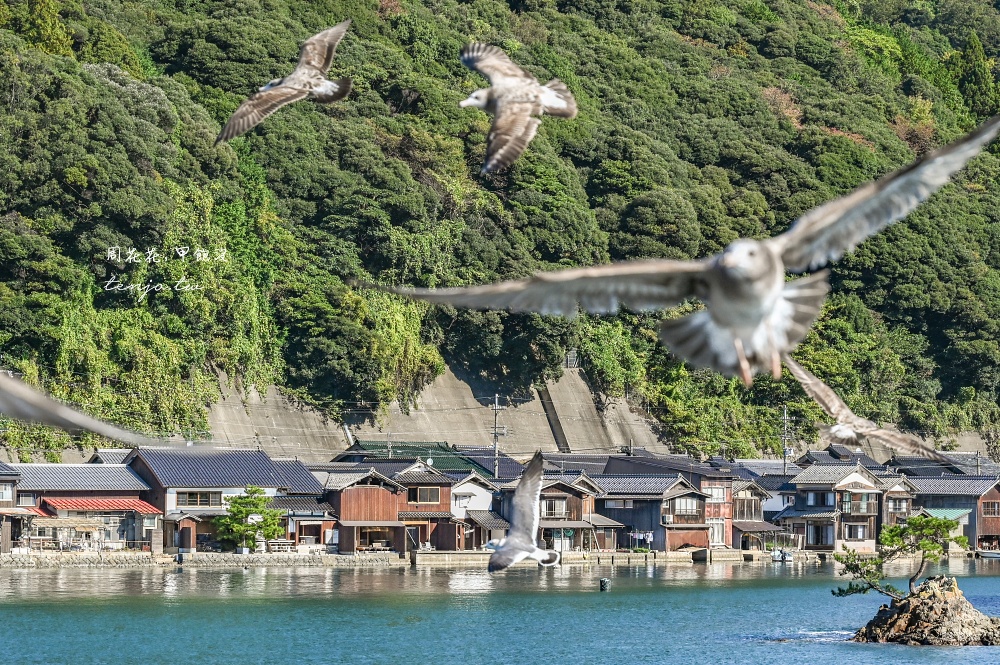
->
2, 559, 999, 664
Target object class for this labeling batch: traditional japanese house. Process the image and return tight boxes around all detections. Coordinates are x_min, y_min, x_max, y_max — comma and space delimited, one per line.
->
730, 479, 778, 550
87, 449, 133, 464
590, 474, 689, 551
499, 472, 604, 552
659, 476, 711, 551
313, 467, 406, 553
125, 448, 285, 553
875, 473, 918, 530
908, 475, 1000, 551
604, 455, 735, 547
10, 463, 161, 552
373, 460, 459, 551
755, 474, 797, 522
270, 459, 336, 549
0, 461, 22, 553
773, 463, 883, 552
448, 471, 506, 550
891, 452, 1000, 477
795, 444, 885, 470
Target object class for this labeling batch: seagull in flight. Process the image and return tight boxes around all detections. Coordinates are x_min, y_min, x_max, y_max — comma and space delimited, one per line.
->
0, 371, 163, 446
783, 354, 949, 462
216, 21, 353, 143
366, 114, 1000, 386
459, 43, 577, 173
488, 451, 560, 572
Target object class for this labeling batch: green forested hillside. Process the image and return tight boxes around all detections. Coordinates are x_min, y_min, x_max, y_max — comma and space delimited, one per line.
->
3, 0, 1000, 460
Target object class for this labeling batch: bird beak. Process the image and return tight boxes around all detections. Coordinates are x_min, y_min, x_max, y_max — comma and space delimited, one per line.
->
458, 97, 474, 108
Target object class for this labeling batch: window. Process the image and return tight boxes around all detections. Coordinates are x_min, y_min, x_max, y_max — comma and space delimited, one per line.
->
605, 499, 633, 509
143, 516, 157, 528
407, 487, 440, 504
707, 518, 725, 545
454, 494, 471, 509
844, 524, 868, 541
984, 502, 1000, 517
808, 491, 834, 506
888, 499, 909, 513
541, 498, 567, 518
176, 492, 222, 507
705, 486, 726, 503
16, 493, 34, 507
672, 497, 699, 516
0, 483, 11, 501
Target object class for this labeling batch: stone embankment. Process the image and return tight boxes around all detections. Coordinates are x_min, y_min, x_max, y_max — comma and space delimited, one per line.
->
0, 553, 172, 568
854, 576, 1000, 645
0, 552, 408, 568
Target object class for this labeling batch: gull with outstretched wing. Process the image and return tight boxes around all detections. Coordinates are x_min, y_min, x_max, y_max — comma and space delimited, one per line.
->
488, 451, 560, 572
459, 43, 577, 174
366, 115, 1000, 386
216, 21, 353, 143
783, 354, 949, 462
0, 371, 163, 446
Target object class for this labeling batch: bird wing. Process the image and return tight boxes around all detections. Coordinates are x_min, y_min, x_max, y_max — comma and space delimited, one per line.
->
858, 427, 950, 463
771, 114, 1000, 273
508, 451, 544, 549
216, 86, 309, 143
482, 101, 541, 173
488, 545, 530, 572
0, 372, 162, 446
298, 21, 351, 73
461, 43, 537, 86
782, 354, 854, 422
359, 259, 709, 316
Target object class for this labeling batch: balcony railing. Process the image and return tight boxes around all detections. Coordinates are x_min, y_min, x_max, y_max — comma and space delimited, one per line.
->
840, 501, 877, 515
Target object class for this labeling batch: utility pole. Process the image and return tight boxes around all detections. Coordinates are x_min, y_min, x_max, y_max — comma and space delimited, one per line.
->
387, 432, 392, 459
781, 405, 790, 474
491, 394, 506, 478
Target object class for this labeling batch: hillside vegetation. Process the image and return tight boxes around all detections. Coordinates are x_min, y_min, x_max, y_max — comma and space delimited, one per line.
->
2, 0, 1000, 460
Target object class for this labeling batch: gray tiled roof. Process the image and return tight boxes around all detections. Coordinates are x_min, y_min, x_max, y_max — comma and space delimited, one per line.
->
0, 460, 18, 478
772, 505, 840, 520
133, 449, 284, 489
755, 474, 797, 492
394, 470, 455, 485
88, 449, 132, 464
454, 446, 526, 479
732, 478, 771, 498
798, 449, 884, 469
908, 475, 1000, 496
11, 464, 149, 491
272, 459, 326, 495
790, 464, 878, 486
606, 455, 735, 478
730, 459, 804, 477
315, 469, 404, 492
541, 453, 610, 475
589, 474, 684, 497
466, 510, 509, 530
398, 511, 453, 519
267, 496, 336, 513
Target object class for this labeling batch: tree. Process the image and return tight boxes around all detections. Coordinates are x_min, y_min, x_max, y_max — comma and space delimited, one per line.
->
213, 486, 284, 552
832, 516, 969, 600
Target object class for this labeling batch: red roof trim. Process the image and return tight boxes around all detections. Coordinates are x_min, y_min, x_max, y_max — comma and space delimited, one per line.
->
42, 498, 162, 514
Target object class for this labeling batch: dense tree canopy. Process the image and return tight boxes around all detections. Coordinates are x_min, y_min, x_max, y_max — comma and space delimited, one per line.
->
3, 0, 1000, 458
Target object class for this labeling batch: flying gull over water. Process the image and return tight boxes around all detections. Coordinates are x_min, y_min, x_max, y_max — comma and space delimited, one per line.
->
783, 354, 949, 462
459, 43, 577, 173
0, 371, 163, 447
487, 451, 560, 572
365, 114, 1000, 386
216, 21, 353, 143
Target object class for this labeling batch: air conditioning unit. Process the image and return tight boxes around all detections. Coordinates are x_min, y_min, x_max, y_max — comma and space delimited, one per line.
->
661, 514, 673, 525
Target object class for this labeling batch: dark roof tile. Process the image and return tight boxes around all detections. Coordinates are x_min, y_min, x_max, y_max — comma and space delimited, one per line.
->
273, 459, 326, 495
132, 448, 284, 489
11, 464, 149, 491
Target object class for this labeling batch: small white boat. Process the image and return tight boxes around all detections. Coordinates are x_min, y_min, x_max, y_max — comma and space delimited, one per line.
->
771, 548, 793, 562
978, 550, 1000, 559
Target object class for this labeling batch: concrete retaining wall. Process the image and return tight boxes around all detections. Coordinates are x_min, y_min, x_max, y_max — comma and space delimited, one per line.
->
411, 550, 693, 567
0, 553, 169, 568
176, 552, 407, 567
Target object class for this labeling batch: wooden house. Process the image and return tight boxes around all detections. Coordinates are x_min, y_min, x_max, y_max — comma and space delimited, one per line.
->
591, 474, 699, 551
773, 464, 883, 552
448, 471, 506, 550
9, 463, 161, 552
314, 467, 407, 553
0, 461, 21, 553
604, 455, 735, 547
125, 448, 285, 553
498, 472, 605, 553
269, 459, 336, 549
364, 460, 460, 551
730, 479, 778, 550
908, 475, 1000, 551
875, 473, 918, 530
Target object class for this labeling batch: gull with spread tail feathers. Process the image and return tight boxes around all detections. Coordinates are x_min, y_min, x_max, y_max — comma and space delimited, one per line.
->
487, 451, 560, 572
216, 21, 353, 143
367, 115, 1000, 386
0, 371, 163, 446
783, 354, 949, 462
459, 43, 577, 173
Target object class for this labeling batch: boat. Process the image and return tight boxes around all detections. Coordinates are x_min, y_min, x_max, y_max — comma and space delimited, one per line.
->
978, 550, 1000, 559
771, 548, 793, 562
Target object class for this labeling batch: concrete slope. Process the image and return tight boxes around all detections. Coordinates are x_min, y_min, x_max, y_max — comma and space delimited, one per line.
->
206, 369, 348, 461
348, 365, 560, 454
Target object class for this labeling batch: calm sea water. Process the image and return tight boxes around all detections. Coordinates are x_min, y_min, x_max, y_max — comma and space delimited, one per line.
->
2, 559, 1000, 664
